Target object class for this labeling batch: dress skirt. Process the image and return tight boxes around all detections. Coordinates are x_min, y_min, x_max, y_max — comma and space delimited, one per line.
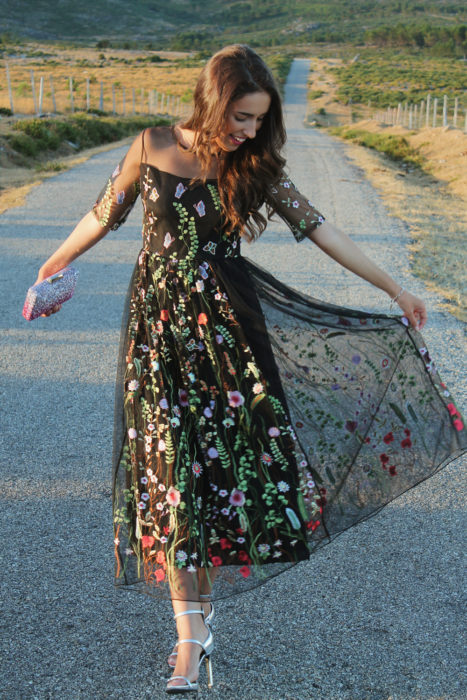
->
111, 250, 466, 601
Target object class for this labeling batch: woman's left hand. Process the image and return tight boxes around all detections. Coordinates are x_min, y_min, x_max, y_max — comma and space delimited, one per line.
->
396, 290, 427, 331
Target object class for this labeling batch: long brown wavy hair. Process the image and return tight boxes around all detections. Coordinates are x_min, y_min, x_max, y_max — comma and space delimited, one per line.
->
181, 44, 286, 241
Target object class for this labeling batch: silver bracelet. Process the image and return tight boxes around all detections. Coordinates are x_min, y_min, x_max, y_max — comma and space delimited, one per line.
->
390, 287, 405, 310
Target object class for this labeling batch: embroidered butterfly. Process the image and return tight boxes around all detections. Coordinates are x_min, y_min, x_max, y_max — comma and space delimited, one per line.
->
163, 232, 175, 248
194, 200, 206, 217
112, 163, 121, 178
202, 241, 217, 255
116, 190, 125, 204
175, 182, 187, 199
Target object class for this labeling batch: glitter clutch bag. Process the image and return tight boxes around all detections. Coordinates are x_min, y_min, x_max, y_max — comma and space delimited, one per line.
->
22, 266, 79, 320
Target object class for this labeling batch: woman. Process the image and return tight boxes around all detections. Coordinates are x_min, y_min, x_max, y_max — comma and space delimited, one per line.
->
34, 45, 465, 694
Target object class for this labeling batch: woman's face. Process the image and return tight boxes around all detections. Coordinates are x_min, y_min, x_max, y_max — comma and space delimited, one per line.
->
215, 90, 271, 152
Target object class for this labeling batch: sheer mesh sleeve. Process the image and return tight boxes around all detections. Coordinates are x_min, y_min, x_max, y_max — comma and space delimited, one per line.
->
92, 132, 142, 231
269, 173, 326, 242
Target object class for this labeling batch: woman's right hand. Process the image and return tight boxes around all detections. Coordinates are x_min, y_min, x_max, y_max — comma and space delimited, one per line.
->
33, 265, 63, 317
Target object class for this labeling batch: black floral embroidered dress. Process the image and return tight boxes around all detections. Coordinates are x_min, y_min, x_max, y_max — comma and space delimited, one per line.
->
92, 128, 466, 601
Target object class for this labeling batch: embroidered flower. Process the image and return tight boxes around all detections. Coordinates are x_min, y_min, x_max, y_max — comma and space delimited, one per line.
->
277, 481, 290, 492
268, 427, 280, 437
228, 390, 245, 407
176, 550, 188, 562
155, 568, 165, 582
160, 309, 169, 321
261, 453, 273, 465
116, 190, 125, 204
239, 565, 251, 578
128, 428, 137, 439
158, 439, 166, 451
166, 486, 181, 507
198, 312, 208, 325
257, 543, 270, 554
127, 380, 139, 392
211, 555, 222, 566
383, 432, 394, 444
179, 389, 189, 406
141, 535, 155, 549
229, 489, 246, 507
192, 461, 203, 477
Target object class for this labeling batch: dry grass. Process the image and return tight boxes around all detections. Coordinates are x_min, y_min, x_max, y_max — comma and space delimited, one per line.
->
1, 45, 199, 115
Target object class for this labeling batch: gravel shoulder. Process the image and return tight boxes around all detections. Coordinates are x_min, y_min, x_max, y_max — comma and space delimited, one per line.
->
0, 59, 465, 700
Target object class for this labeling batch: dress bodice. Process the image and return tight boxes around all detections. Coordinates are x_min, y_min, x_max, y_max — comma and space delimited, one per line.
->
139, 164, 241, 261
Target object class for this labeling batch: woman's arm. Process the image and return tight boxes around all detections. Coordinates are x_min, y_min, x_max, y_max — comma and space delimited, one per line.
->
308, 221, 427, 330
33, 130, 145, 315
35, 211, 108, 283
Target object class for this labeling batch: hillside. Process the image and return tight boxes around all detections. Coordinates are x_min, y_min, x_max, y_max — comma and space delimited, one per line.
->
1, 0, 466, 47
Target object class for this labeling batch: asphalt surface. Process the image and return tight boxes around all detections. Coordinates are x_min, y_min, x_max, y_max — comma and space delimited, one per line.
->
0, 59, 465, 700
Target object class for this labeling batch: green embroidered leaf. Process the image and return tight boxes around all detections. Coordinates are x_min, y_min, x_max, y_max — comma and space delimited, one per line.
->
407, 403, 418, 423
325, 466, 336, 484
285, 507, 301, 530
389, 402, 407, 424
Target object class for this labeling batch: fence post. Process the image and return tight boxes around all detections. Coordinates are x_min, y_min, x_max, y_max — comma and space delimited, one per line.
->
396, 103, 402, 125
5, 64, 14, 114
425, 93, 431, 127
140, 88, 144, 114
86, 78, 90, 111
403, 102, 408, 126
69, 76, 74, 113
453, 97, 458, 128
38, 76, 44, 116
99, 82, 104, 111
50, 75, 57, 113
464, 110, 467, 134
122, 87, 126, 116
408, 104, 413, 129
419, 100, 424, 128
432, 97, 438, 128
442, 95, 448, 127
132, 87, 136, 116
112, 84, 116, 115
30, 70, 38, 115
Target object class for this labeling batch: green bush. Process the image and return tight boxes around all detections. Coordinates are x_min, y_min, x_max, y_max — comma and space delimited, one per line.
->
330, 127, 423, 167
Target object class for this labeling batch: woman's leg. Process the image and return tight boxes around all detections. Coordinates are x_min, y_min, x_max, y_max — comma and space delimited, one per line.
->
167, 569, 211, 689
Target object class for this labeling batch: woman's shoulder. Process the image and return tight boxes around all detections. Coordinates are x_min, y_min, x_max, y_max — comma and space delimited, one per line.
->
142, 125, 175, 148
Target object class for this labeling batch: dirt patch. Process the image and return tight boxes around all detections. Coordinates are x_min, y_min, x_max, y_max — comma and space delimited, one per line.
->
338, 140, 467, 323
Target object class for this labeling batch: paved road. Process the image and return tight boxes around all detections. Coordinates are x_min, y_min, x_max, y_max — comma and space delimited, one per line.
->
0, 59, 465, 700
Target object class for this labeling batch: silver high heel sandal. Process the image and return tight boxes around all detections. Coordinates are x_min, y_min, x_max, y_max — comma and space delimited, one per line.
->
167, 595, 214, 668
166, 609, 214, 694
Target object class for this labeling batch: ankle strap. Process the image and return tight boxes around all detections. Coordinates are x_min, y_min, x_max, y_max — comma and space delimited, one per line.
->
173, 608, 203, 619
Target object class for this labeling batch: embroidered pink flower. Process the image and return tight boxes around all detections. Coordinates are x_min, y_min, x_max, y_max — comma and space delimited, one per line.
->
160, 309, 169, 321
141, 535, 155, 549
179, 389, 189, 406
198, 312, 208, 325
447, 403, 458, 416
453, 418, 464, 431
211, 556, 222, 566
268, 427, 280, 437
166, 486, 181, 507
228, 390, 245, 407
229, 489, 246, 507
239, 565, 251, 578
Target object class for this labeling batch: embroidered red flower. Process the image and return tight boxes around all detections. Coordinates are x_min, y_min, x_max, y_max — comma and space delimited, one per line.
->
155, 568, 165, 582
156, 551, 166, 564
160, 309, 169, 321
383, 432, 394, 444
404, 428, 411, 436
380, 453, 389, 465
219, 538, 232, 550
239, 565, 251, 578
447, 403, 458, 416
211, 556, 222, 567
198, 312, 208, 325
453, 418, 464, 431
238, 551, 251, 563
401, 437, 412, 448
389, 465, 397, 476
141, 535, 155, 549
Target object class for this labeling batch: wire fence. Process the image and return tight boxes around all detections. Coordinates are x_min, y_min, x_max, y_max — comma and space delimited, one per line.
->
2, 65, 190, 118
373, 94, 467, 132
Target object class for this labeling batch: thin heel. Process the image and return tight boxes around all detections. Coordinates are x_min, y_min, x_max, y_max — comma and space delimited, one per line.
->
205, 654, 213, 689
